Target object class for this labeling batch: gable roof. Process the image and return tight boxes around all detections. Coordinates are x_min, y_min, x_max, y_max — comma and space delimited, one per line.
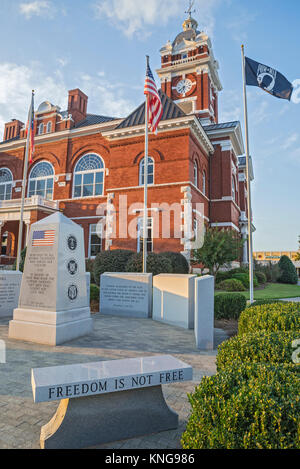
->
116, 90, 186, 130
75, 113, 118, 128
202, 121, 239, 131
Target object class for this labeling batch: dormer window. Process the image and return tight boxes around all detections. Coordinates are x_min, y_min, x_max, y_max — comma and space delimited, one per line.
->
38, 123, 44, 135
46, 122, 52, 133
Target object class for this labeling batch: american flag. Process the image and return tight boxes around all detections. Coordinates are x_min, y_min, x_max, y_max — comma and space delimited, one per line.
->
26, 92, 35, 164
144, 61, 163, 134
32, 230, 55, 247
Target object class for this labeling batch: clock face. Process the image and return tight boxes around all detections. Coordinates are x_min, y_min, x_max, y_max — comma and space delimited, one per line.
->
176, 79, 193, 95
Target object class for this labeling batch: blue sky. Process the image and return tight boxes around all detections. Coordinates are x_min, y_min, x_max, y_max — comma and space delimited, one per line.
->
0, 0, 299, 251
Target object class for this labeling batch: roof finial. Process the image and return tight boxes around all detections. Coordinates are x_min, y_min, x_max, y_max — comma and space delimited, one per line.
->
185, 0, 196, 19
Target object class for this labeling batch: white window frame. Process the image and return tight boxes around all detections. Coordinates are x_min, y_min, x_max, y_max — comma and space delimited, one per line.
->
28, 161, 55, 200
38, 123, 44, 135
139, 157, 154, 186
73, 153, 105, 199
0, 168, 13, 201
46, 122, 52, 133
194, 161, 198, 187
89, 223, 102, 258
202, 170, 206, 195
232, 176, 236, 201
137, 217, 153, 253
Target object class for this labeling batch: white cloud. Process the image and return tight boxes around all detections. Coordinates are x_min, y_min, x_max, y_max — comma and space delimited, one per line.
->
0, 62, 135, 138
93, 0, 219, 38
19, 1, 56, 19
281, 133, 298, 151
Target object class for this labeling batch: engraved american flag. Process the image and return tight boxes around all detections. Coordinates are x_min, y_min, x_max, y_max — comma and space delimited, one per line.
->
32, 230, 55, 247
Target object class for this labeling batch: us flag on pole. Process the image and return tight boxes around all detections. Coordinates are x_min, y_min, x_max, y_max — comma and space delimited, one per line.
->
144, 61, 163, 134
26, 92, 35, 164
32, 230, 55, 247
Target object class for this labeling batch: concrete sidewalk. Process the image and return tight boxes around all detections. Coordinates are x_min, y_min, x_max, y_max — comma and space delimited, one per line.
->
0, 314, 228, 449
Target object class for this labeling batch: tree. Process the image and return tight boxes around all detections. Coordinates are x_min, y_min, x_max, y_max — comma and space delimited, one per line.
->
295, 236, 300, 261
278, 255, 298, 284
191, 227, 244, 277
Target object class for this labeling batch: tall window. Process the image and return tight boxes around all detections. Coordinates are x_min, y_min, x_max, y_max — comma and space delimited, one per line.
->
28, 161, 54, 200
0, 168, 13, 201
139, 157, 154, 186
89, 223, 102, 257
38, 123, 44, 135
193, 161, 198, 187
202, 171, 206, 195
46, 122, 52, 133
137, 217, 153, 253
73, 154, 104, 198
232, 176, 236, 202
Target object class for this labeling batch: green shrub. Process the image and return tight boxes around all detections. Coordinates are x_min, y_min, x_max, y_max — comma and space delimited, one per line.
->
13, 247, 27, 272
126, 252, 173, 276
214, 293, 247, 320
215, 270, 232, 283
247, 299, 283, 307
93, 250, 134, 286
217, 331, 299, 372
278, 255, 298, 285
86, 259, 95, 284
90, 284, 100, 301
232, 273, 258, 288
229, 267, 249, 275
257, 263, 281, 283
181, 363, 300, 449
255, 271, 267, 284
217, 278, 246, 292
158, 252, 189, 274
238, 302, 300, 335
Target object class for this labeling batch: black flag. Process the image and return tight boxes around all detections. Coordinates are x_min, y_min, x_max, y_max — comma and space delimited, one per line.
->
245, 57, 293, 101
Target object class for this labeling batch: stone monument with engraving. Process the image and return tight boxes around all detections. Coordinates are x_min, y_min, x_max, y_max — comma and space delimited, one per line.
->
9, 212, 93, 345
0, 271, 22, 318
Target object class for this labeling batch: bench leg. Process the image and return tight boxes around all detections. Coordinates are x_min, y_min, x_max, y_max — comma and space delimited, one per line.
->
40, 385, 178, 449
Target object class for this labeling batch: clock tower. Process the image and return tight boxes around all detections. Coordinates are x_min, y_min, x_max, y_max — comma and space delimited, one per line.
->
156, 12, 222, 125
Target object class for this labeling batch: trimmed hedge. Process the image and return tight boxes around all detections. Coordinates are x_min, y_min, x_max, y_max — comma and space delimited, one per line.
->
217, 331, 299, 372
278, 255, 298, 285
90, 284, 100, 302
181, 363, 300, 449
93, 249, 134, 285
125, 252, 173, 276
215, 271, 232, 283
158, 251, 189, 274
247, 299, 283, 307
217, 278, 246, 292
214, 293, 247, 320
13, 247, 26, 272
232, 272, 258, 289
238, 302, 300, 335
255, 271, 267, 284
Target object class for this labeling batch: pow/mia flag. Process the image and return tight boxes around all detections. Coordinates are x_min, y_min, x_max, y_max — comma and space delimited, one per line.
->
245, 57, 293, 101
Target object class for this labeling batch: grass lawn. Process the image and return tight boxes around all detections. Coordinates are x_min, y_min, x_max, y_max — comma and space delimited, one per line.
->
215, 282, 300, 300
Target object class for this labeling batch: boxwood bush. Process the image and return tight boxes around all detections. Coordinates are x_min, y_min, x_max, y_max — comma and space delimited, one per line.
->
247, 299, 283, 307
93, 249, 134, 285
90, 284, 100, 302
232, 273, 258, 289
217, 278, 246, 292
125, 252, 173, 276
217, 331, 299, 372
278, 255, 298, 284
214, 293, 247, 320
255, 271, 267, 284
181, 363, 300, 449
238, 302, 300, 335
158, 251, 189, 274
215, 270, 232, 283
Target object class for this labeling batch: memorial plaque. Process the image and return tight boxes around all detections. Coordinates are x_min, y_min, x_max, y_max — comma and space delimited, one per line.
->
0, 271, 22, 318
100, 273, 152, 318
9, 212, 93, 345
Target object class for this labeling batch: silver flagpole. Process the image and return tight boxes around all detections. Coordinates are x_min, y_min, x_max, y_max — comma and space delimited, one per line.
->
241, 45, 254, 304
143, 56, 150, 274
16, 90, 34, 272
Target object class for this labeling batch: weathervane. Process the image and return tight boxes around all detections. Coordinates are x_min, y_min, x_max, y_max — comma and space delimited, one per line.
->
185, 0, 196, 18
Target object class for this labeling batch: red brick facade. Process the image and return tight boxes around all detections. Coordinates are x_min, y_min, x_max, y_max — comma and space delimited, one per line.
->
0, 16, 250, 265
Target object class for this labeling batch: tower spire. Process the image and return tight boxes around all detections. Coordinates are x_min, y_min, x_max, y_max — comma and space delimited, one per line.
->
185, 0, 196, 19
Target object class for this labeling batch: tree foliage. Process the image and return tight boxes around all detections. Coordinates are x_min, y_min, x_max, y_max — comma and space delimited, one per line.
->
192, 228, 244, 277
278, 255, 298, 285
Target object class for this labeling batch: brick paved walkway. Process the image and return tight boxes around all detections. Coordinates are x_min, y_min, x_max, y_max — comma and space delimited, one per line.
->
0, 314, 227, 449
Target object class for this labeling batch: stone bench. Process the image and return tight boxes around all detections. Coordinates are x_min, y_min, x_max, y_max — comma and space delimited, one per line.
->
31, 355, 193, 449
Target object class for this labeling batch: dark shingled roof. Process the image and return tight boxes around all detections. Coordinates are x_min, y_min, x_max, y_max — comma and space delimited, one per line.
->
75, 114, 118, 128
203, 121, 239, 131
116, 90, 186, 130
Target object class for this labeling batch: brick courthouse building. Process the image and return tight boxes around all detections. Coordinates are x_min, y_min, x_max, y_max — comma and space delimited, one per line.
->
0, 14, 252, 265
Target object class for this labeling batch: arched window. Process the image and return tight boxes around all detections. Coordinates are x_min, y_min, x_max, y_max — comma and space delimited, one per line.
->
193, 161, 198, 187
73, 153, 104, 198
0, 168, 13, 201
139, 157, 154, 186
202, 171, 206, 195
38, 123, 44, 135
46, 122, 52, 133
232, 176, 236, 202
28, 161, 54, 200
